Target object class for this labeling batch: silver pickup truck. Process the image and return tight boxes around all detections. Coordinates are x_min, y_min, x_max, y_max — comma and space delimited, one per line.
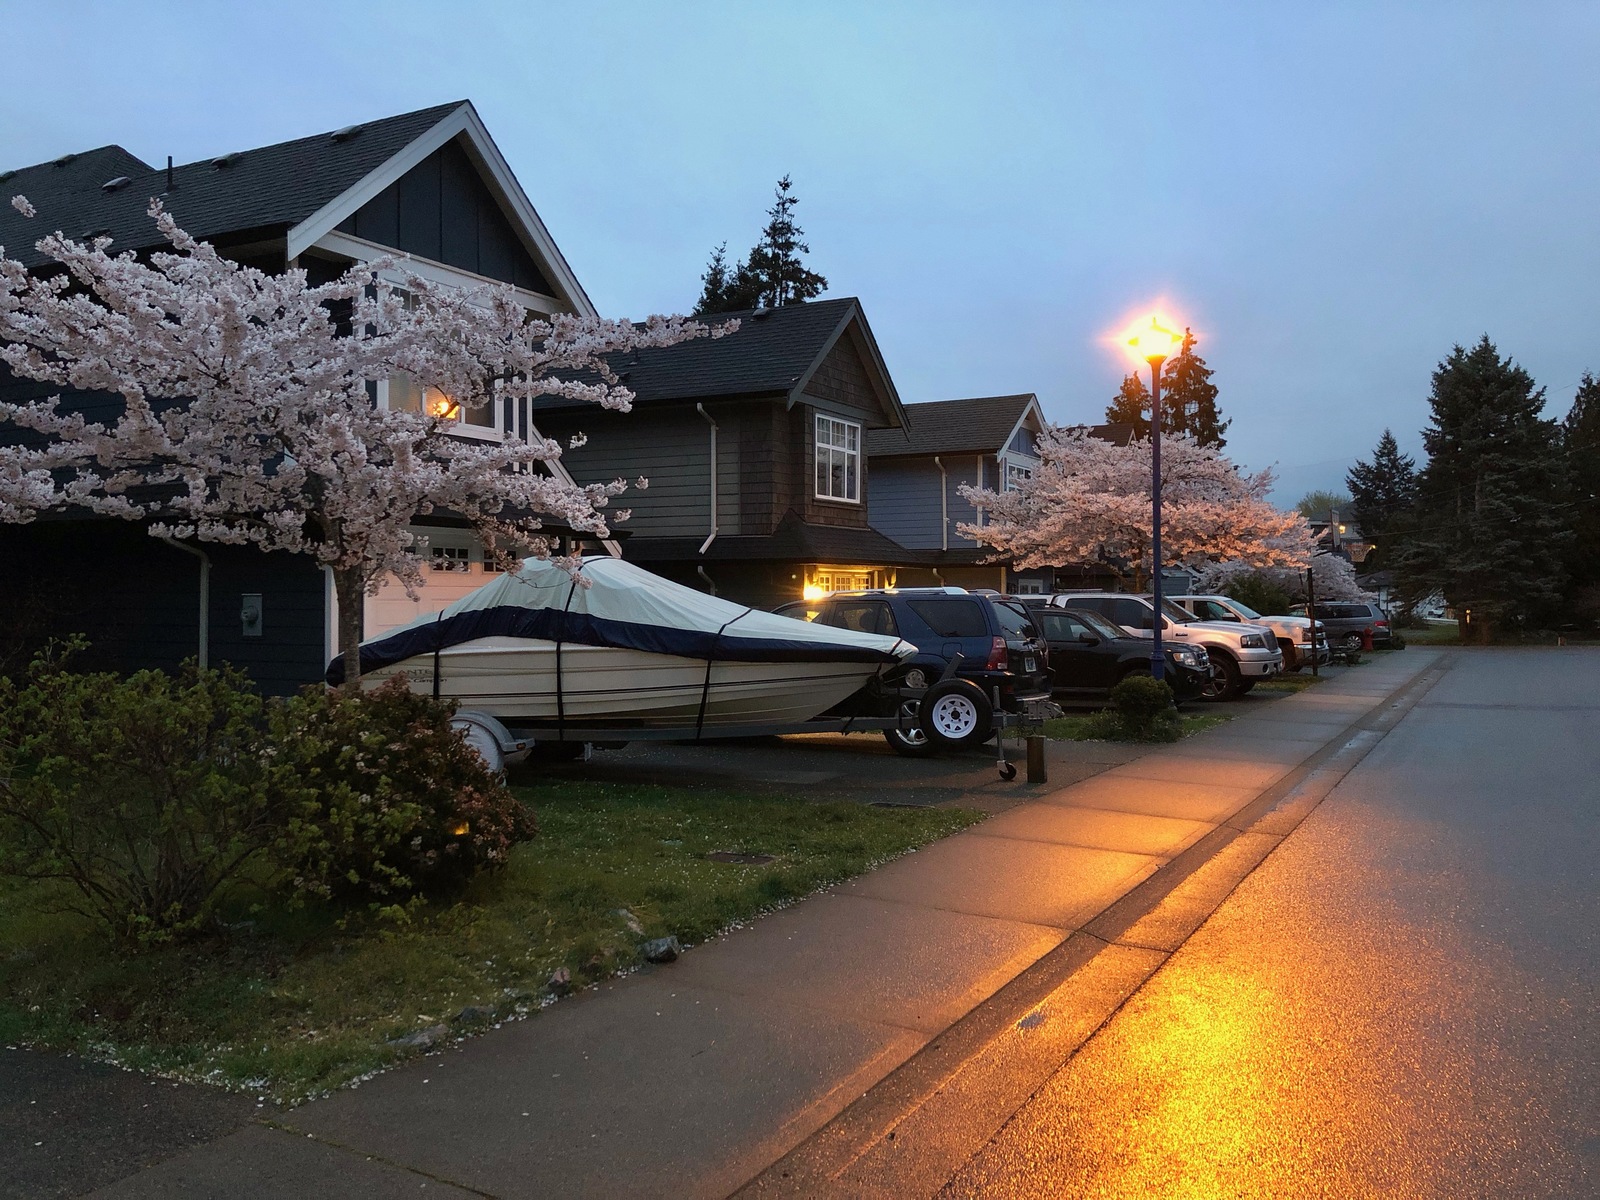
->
1051, 592, 1284, 700
1169, 594, 1331, 672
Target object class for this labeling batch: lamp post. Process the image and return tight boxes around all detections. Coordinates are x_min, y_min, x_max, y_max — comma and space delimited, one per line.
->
1126, 317, 1184, 680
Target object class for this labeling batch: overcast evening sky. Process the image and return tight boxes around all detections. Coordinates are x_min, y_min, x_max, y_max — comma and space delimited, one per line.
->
5, 1, 1598, 504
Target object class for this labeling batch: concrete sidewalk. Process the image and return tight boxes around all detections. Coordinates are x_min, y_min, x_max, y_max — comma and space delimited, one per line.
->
96, 653, 1442, 1199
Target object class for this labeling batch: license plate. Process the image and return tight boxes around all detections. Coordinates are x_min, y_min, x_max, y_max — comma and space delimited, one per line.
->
1024, 657, 1037, 673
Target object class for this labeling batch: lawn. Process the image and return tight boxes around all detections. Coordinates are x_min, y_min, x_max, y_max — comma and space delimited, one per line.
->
1036, 709, 1234, 741
0, 780, 979, 1104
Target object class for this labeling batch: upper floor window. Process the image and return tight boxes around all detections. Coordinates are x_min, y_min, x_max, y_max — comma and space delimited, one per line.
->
386, 373, 499, 439
815, 414, 861, 503
1003, 457, 1035, 492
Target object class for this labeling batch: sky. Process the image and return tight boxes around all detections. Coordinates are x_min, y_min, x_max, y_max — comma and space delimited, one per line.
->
5, 1, 1598, 504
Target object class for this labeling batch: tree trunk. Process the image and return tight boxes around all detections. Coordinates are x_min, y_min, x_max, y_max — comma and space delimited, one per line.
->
334, 567, 367, 688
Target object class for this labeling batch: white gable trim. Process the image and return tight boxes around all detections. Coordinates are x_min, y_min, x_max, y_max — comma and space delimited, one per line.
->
285, 103, 596, 318
998, 395, 1045, 462
310, 230, 565, 315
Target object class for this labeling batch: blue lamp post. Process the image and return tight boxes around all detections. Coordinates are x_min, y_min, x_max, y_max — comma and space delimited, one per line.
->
1127, 317, 1184, 680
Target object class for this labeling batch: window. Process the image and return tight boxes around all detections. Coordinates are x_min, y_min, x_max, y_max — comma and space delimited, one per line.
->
823, 600, 897, 637
1003, 459, 1034, 491
430, 545, 471, 573
814, 415, 861, 502
907, 598, 988, 638
992, 601, 1037, 639
388, 373, 497, 432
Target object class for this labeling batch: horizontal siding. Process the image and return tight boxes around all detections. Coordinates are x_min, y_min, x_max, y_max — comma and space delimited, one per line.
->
538, 406, 741, 539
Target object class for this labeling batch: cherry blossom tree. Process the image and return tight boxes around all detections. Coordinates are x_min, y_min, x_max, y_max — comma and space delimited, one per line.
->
1195, 550, 1375, 604
960, 427, 1306, 586
1, 196, 727, 681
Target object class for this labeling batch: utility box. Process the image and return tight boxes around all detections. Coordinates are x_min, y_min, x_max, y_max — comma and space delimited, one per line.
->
240, 593, 263, 637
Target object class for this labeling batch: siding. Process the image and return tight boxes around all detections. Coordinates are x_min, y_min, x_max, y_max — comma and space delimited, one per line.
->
868, 456, 985, 549
0, 521, 327, 695
336, 137, 554, 295
537, 405, 741, 539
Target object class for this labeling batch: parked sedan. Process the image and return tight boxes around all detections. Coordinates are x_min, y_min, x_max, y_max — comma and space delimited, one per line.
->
1025, 603, 1210, 703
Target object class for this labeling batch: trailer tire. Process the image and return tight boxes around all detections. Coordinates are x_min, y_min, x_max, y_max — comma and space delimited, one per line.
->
452, 718, 507, 776
918, 680, 993, 749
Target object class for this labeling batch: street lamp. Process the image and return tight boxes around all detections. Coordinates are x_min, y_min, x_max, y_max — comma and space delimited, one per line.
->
1126, 316, 1184, 680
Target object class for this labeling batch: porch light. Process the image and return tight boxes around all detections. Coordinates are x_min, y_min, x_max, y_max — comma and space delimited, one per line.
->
802, 583, 827, 602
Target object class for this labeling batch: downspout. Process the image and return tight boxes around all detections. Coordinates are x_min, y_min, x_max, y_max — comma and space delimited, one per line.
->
161, 538, 210, 669
696, 403, 718, 555
933, 455, 949, 552
696, 564, 718, 597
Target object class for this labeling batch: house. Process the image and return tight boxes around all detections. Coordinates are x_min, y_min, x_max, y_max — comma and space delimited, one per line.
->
1307, 510, 1374, 563
530, 298, 929, 610
866, 397, 1132, 593
0, 101, 600, 689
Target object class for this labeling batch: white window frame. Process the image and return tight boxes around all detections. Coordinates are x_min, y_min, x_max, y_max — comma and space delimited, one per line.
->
814, 414, 862, 504
379, 373, 504, 442
1001, 453, 1037, 492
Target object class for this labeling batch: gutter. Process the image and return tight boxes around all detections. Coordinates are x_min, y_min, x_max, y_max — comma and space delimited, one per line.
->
161, 538, 211, 668
696, 403, 718, 555
933, 456, 949, 552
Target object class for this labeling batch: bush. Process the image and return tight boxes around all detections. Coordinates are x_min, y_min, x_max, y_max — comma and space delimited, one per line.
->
267, 678, 534, 911
1223, 572, 1296, 618
0, 644, 280, 945
0, 647, 535, 944
1108, 674, 1181, 742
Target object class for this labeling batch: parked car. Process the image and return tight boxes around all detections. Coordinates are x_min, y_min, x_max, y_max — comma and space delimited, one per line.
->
797, 588, 1052, 755
1023, 602, 1211, 702
1050, 592, 1283, 700
1288, 600, 1392, 650
1169, 594, 1330, 672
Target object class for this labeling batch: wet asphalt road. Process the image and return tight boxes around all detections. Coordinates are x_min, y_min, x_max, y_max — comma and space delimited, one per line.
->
944, 647, 1599, 1198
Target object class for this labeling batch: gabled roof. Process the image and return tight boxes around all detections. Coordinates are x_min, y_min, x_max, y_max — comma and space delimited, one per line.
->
1, 102, 463, 268
622, 512, 928, 566
866, 393, 1039, 458
536, 297, 904, 425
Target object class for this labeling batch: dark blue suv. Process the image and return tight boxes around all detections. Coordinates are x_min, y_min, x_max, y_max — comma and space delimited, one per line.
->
779, 588, 1051, 755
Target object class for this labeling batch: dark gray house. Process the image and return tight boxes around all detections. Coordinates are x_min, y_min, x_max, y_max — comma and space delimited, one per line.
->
533, 298, 932, 609
0, 101, 597, 689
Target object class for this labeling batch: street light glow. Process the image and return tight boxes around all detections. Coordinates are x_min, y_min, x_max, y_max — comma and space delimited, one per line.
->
1126, 315, 1184, 364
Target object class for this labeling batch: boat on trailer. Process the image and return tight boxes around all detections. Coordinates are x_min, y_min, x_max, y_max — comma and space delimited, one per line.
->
326, 556, 915, 732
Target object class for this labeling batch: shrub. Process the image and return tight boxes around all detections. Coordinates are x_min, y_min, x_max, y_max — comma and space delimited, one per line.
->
0, 644, 280, 945
1223, 572, 1296, 618
266, 678, 535, 911
1108, 674, 1181, 742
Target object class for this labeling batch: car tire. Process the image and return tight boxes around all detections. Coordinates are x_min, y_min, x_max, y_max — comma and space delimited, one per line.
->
884, 702, 938, 757
917, 679, 993, 749
1277, 637, 1303, 672
1200, 653, 1243, 701
1341, 632, 1363, 651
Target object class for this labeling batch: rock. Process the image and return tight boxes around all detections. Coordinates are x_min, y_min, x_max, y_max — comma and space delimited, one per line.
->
643, 936, 681, 964
547, 967, 573, 996
388, 1023, 448, 1051
614, 908, 645, 935
453, 1005, 495, 1026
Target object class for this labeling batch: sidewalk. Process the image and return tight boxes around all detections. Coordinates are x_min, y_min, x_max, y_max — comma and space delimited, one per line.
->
96, 652, 1443, 1199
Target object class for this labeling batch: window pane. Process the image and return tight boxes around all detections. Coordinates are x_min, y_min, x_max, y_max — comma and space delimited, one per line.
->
845, 456, 857, 500
907, 598, 988, 637
389, 374, 423, 413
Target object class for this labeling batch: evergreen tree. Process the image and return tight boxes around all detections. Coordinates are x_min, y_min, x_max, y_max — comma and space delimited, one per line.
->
1396, 336, 1570, 641
1104, 371, 1152, 437
1162, 328, 1229, 448
1564, 373, 1600, 623
692, 176, 827, 315
1345, 429, 1417, 566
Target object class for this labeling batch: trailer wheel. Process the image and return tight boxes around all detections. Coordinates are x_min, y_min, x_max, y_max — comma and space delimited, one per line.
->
884, 700, 938, 756
452, 718, 506, 776
918, 680, 993, 749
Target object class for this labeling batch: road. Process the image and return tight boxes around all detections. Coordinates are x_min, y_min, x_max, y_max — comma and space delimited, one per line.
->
943, 647, 1599, 1198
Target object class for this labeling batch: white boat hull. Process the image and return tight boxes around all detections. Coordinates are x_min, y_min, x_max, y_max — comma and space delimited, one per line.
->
361, 636, 887, 729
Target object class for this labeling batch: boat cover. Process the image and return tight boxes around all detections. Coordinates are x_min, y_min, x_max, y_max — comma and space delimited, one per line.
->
326, 556, 914, 684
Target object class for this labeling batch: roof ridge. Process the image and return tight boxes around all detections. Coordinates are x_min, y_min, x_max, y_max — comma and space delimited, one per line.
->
169, 99, 467, 171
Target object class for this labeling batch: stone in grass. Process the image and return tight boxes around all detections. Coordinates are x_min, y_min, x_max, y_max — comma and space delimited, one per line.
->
614, 908, 645, 935
643, 936, 681, 964
388, 1024, 449, 1051
547, 966, 574, 996
453, 1005, 496, 1026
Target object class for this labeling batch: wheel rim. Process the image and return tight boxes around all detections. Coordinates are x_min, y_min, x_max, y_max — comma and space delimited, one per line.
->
930, 694, 980, 738
1343, 633, 1363, 649
894, 702, 929, 747
1202, 663, 1227, 698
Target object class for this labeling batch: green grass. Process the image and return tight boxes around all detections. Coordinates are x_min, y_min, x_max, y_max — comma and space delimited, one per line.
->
1035, 710, 1233, 742
0, 781, 979, 1104
1251, 673, 1328, 694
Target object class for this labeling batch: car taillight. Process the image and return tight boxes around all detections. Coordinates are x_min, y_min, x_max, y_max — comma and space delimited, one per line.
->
1374, 619, 1388, 627
986, 636, 1007, 670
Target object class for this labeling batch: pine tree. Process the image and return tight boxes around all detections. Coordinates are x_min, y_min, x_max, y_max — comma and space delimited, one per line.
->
1397, 336, 1570, 641
1345, 429, 1417, 566
1161, 328, 1229, 448
1564, 373, 1600, 623
1104, 372, 1152, 437
694, 176, 828, 315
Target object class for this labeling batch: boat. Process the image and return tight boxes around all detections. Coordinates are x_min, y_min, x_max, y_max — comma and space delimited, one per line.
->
325, 556, 916, 733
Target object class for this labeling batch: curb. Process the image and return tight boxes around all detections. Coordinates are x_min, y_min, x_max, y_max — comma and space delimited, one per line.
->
736, 654, 1452, 1197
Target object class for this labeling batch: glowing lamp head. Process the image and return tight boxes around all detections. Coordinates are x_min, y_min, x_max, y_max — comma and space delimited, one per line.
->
1126, 316, 1183, 365
802, 583, 827, 602
425, 388, 460, 420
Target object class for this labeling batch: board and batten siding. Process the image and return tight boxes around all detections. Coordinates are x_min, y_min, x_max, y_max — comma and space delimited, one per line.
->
868, 457, 986, 549
537, 405, 741, 540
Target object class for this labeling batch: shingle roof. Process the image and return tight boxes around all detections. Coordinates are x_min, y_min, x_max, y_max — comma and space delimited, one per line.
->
623, 511, 927, 565
866, 394, 1036, 458
530, 298, 862, 411
1, 102, 465, 267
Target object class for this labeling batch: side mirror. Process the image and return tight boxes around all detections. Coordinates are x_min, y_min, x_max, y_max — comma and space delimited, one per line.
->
1078, 634, 1100, 645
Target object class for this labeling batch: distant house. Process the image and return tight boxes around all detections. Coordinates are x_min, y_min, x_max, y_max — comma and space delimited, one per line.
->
866, 398, 1133, 593
531, 298, 929, 609
0, 101, 601, 689
1306, 510, 1374, 564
